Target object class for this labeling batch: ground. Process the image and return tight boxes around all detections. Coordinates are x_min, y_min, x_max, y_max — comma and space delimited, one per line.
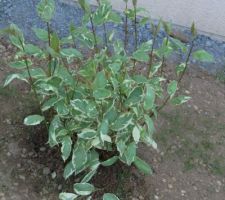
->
0, 40, 225, 200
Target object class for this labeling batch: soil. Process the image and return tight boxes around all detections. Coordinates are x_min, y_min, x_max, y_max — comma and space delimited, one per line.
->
0, 39, 225, 200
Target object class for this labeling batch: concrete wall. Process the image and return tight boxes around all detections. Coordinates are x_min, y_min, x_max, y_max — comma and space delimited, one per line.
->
88, 0, 225, 39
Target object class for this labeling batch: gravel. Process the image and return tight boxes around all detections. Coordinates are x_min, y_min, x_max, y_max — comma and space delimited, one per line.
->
0, 0, 225, 74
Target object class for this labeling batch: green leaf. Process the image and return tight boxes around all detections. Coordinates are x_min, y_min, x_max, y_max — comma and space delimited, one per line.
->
24, 115, 44, 126
55, 100, 69, 116
78, 0, 90, 12
133, 50, 149, 62
93, 71, 107, 89
48, 116, 62, 147
143, 84, 155, 110
42, 96, 58, 111
4, 24, 24, 49
72, 145, 87, 173
4, 74, 28, 87
99, 119, 111, 143
171, 95, 191, 105
9, 60, 32, 69
103, 193, 120, 200
125, 87, 143, 107
124, 142, 136, 166
63, 161, 75, 179
61, 48, 83, 59
54, 66, 75, 86
93, 88, 112, 100
81, 169, 97, 183
78, 129, 97, 140
133, 75, 148, 84
170, 38, 187, 53
24, 44, 43, 56
192, 50, 214, 62
61, 136, 72, 162
22, 68, 46, 79
150, 62, 162, 75
71, 99, 98, 119
117, 140, 126, 157
132, 126, 140, 143
108, 12, 122, 23
99, 119, 109, 136
73, 183, 95, 196
51, 32, 60, 53
37, 0, 55, 22
134, 156, 153, 175
103, 106, 118, 124
101, 156, 119, 167
59, 193, 78, 200
79, 59, 96, 79
32, 28, 48, 41
167, 80, 178, 98
176, 63, 186, 76
111, 113, 133, 131
139, 17, 149, 26
144, 115, 155, 135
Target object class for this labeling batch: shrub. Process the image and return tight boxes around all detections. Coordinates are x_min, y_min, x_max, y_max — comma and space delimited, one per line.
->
1, 0, 213, 199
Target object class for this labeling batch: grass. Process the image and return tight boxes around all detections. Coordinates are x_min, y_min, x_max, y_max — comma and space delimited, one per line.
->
216, 69, 225, 84
155, 109, 225, 175
0, 86, 18, 98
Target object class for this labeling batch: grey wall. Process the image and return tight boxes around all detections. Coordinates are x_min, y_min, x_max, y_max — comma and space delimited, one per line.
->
88, 0, 225, 40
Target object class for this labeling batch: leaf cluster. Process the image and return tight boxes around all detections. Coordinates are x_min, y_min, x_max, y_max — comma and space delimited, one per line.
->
1, 0, 213, 199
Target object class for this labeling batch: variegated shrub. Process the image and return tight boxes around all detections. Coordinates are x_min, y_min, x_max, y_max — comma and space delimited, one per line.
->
1, 0, 213, 199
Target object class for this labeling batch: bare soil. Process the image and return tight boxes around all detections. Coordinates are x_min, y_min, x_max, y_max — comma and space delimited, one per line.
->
0, 40, 225, 200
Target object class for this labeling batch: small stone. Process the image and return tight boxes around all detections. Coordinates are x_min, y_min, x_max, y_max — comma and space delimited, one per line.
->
194, 105, 198, 111
5, 119, 11, 124
19, 175, 26, 181
43, 167, 50, 175
193, 186, 198, 191
139, 195, 144, 200
0, 192, 4, 197
40, 147, 46, 152
51, 171, 57, 179
185, 90, 190, 94
58, 184, 62, 190
162, 178, 167, 183
217, 180, 222, 186
22, 148, 27, 154
7, 152, 11, 157
13, 182, 19, 186
28, 152, 34, 156
181, 190, 186, 196
168, 184, 173, 189
172, 177, 176, 182
154, 195, 159, 200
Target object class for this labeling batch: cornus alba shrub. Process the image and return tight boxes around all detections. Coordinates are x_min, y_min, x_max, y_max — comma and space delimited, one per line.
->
1, 0, 213, 199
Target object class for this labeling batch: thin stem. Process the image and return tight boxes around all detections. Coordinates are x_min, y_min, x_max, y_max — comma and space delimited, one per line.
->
90, 15, 98, 52
124, 1, 128, 51
19, 39, 48, 130
178, 40, 195, 84
134, 5, 138, 51
160, 35, 169, 76
71, 34, 77, 49
103, 23, 108, 48
96, 0, 108, 48
47, 22, 52, 76
148, 21, 161, 77
152, 39, 195, 116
